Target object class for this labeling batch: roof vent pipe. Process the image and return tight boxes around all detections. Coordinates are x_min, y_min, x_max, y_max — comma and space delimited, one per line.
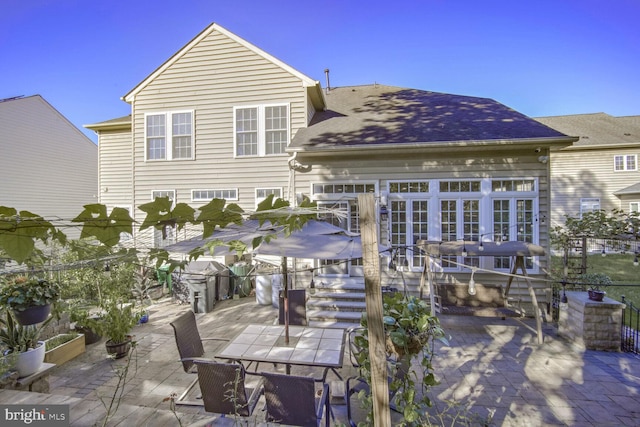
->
324, 68, 330, 93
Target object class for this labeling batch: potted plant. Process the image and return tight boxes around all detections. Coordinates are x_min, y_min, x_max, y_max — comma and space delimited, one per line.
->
579, 272, 612, 301
0, 276, 60, 325
354, 293, 448, 425
0, 311, 53, 377
68, 303, 103, 344
95, 300, 140, 359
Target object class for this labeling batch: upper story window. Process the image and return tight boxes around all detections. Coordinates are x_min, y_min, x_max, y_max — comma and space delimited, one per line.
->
145, 111, 193, 161
192, 189, 238, 202
614, 154, 637, 171
234, 104, 289, 157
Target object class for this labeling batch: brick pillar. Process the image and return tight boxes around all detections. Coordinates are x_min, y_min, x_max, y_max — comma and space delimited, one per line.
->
558, 291, 625, 351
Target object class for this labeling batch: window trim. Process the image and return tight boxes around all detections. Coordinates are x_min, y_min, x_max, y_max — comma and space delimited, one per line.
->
191, 189, 239, 202
614, 154, 637, 172
144, 110, 194, 161
580, 197, 600, 216
255, 187, 283, 208
233, 103, 290, 158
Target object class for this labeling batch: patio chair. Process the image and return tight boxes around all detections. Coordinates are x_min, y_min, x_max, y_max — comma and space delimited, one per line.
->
278, 288, 308, 326
195, 359, 264, 417
261, 371, 330, 427
170, 309, 229, 405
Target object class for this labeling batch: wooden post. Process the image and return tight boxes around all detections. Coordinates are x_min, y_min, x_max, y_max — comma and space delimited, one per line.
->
357, 193, 390, 427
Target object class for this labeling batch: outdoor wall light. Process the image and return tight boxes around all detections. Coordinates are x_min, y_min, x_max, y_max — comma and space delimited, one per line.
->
379, 205, 389, 220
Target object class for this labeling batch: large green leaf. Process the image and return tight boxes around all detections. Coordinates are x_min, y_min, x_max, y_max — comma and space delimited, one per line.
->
0, 207, 56, 263
72, 204, 134, 247
196, 198, 244, 238
138, 197, 195, 239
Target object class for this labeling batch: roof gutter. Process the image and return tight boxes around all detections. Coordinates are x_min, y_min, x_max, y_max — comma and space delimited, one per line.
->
287, 136, 579, 156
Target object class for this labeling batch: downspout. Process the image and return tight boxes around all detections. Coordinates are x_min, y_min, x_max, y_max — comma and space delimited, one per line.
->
130, 98, 136, 242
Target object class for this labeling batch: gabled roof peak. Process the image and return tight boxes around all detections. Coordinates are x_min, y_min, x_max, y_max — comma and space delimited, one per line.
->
122, 22, 322, 103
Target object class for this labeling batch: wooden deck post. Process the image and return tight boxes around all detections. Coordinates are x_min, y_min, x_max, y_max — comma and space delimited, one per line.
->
357, 193, 390, 427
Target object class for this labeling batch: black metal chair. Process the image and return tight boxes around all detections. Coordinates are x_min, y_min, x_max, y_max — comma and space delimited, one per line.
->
169, 309, 229, 405
261, 371, 330, 427
278, 288, 308, 326
195, 359, 264, 418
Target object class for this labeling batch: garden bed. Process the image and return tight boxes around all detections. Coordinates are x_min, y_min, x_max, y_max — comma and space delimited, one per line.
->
44, 333, 85, 365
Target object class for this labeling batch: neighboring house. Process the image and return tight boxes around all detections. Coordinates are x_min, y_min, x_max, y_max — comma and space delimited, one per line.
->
86, 23, 576, 303
0, 95, 98, 238
535, 113, 640, 227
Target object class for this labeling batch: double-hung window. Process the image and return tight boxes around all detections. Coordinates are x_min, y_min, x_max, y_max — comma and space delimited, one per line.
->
614, 154, 637, 171
234, 104, 289, 157
145, 111, 194, 161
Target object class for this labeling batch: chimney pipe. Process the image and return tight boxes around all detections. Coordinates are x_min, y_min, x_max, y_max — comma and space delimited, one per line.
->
324, 68, 330, 93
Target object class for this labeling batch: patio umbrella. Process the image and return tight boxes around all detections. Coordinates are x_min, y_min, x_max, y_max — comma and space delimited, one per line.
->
166, 219, 389, 342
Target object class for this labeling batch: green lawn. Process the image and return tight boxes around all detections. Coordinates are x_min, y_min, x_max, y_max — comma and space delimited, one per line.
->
551, 254, 640, 305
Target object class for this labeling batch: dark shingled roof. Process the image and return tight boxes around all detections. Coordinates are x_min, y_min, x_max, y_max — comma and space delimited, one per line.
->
535, 113, 640, 148
290, 85, 569, 151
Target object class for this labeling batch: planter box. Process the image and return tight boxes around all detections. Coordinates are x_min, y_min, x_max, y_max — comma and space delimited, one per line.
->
44, 334, 85, 365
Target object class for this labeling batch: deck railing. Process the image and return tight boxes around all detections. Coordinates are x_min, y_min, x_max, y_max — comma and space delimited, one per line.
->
621, 296, 640, 354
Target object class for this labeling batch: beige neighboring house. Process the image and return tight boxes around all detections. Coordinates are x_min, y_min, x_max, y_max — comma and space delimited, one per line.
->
535, 113, 640, 227
86, 22, 577, 304
0, 95, 98, 238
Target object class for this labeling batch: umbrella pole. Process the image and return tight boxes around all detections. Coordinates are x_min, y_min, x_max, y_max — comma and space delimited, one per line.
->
282, 256, 289, 345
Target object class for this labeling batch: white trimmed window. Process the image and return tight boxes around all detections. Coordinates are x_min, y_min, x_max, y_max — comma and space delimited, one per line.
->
580, 198, 600, 216
145, 111, 194, 161
191, 189, 238, 202
256, 188, 282, 207
630, 202, 639, 213
614, 155, 637, 171
234, 104, 289, 157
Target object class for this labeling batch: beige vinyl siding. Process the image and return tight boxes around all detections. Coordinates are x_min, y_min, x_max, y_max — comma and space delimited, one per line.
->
0, 96, 98, 238
129, 28, 309, 220
98, 129, 133, 209
550, 146, 640, 225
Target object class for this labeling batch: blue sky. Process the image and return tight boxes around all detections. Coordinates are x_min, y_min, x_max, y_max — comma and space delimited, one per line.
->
2, 0, 639, 143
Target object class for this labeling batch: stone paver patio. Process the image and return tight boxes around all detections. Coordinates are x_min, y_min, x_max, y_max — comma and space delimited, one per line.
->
1, 296, 638, 426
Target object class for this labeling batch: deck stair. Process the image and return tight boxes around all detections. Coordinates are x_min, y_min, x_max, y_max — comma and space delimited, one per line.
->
306, 277, 366, 328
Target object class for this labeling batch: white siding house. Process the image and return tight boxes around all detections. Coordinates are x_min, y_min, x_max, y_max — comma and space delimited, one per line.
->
87, 23, 578, 305
535, 113, 640, 227
0, 95, 98, 238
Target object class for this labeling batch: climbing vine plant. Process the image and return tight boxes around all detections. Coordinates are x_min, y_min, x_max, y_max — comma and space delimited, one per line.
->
0, 194, 317, 269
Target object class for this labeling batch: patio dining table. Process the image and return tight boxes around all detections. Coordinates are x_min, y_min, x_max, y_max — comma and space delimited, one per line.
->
215, 324, 346, 377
